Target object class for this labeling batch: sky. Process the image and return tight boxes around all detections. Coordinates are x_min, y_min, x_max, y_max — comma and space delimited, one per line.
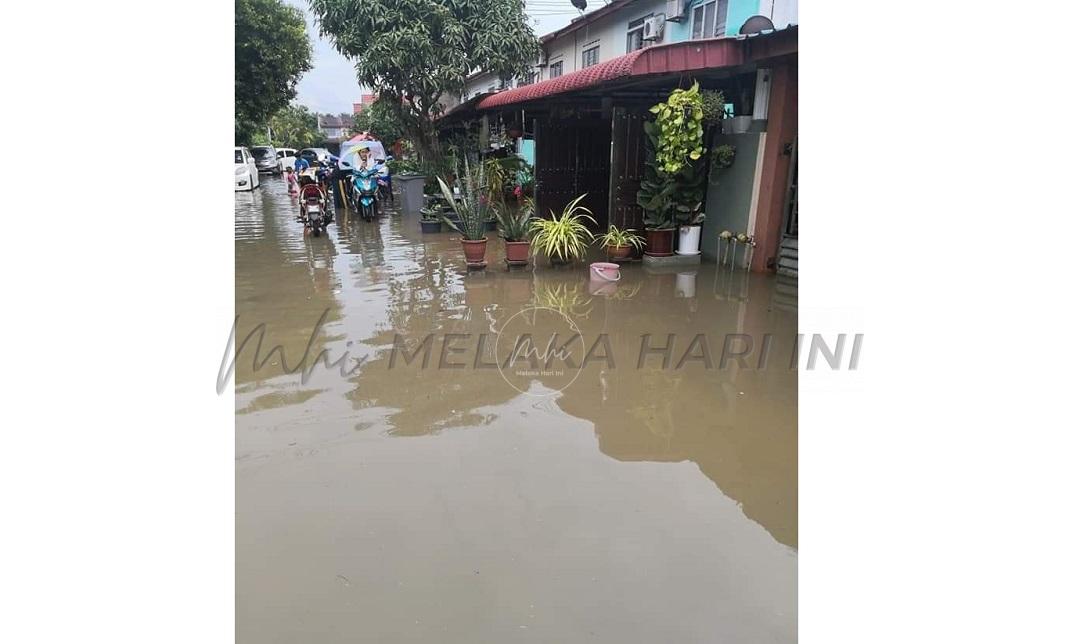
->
286, 0, 593, 115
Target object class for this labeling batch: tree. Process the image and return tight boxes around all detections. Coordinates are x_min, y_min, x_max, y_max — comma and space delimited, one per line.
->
235, 0, 313, 144
350, 97, 406, 143
309, 0, 539, 162
268, 104, 324, 148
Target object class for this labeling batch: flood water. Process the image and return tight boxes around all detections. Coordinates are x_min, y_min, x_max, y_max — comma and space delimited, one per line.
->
235, 176, 798, 643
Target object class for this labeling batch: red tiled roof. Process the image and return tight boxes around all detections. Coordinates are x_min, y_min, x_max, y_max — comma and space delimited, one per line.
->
476, 28, 797, 111
479, 48, 649, 110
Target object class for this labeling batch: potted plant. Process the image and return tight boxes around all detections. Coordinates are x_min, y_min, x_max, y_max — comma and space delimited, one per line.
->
529, 194, 596, 266
596, 225, 645, 260
637, 121, 676, 256
671, 160, 707, 255
497, 198, 534, 266
438, 157, 490, 268
419, 206, 443, 233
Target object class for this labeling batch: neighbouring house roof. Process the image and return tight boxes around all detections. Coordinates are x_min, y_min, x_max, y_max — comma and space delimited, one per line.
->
476, 27, 797, 111
439, 92, 496, 125
319, 115, 354, 128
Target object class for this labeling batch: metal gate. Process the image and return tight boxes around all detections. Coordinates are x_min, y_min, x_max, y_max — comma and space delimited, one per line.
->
534, 114, 611, 227
608, 107, 647, 232
783, 136, 798, 237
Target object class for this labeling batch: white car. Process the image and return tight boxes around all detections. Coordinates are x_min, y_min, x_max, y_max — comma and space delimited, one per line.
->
277, 147, 297, 172
235, 146, 261, 191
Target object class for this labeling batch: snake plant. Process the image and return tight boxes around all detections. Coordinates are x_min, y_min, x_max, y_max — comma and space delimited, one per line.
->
437, 155, 490, 240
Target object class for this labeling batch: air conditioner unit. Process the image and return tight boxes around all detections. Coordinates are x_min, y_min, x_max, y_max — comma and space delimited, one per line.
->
537, 51, 549, 67
666, 0, 687, 22
643, 15, 665, 41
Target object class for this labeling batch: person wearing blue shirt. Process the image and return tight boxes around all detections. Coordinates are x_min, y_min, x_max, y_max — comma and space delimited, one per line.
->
294, 156, 310, 173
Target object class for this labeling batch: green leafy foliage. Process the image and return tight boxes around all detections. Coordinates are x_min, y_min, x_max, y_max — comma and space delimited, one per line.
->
700, 90, 728, 125
438, 156, 490, 241
495, 197, 534, 242
637, 120, 675, 229
483, 156, 528, 205
268, 104, 323, 149
529, 195, 596, 262
596, 225, 645, 250
648, 81, 705, 174
419, 205, 443, 222
711, 144, 736, 170
235, 0, 312, 144
309, 0, 540, 162
350, 96, 407, 144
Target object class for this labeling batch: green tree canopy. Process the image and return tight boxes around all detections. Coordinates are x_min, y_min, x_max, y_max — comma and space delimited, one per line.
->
235, 0, 313, 144
350, 97, 406, 144
267, 104, 324, 148
309, 0, 539, 161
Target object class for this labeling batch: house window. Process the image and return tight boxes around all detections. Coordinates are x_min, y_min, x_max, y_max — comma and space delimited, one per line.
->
691, 0, 728, 39
519, 71, 537, 86
626, 15, 649, 52
549, 61, 563, 79
582, 43, 599, 68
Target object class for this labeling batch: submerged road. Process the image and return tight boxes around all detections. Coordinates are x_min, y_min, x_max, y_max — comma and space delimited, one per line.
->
235, 176, 798, 643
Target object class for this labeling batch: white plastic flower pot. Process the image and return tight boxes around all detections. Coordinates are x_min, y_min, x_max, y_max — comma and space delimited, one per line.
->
677, 225, 702, 256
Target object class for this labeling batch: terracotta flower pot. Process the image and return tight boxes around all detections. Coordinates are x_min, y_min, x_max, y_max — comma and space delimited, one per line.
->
645, 228, 675, 257
461, 238, 488, 267
505, 240, 530, 265
608, 244, 632, 260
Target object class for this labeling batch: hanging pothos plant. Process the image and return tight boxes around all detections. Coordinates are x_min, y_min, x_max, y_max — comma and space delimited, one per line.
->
649, 81, 705, 174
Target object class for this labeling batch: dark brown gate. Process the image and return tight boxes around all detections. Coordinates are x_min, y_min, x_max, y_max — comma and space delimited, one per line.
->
608, 107, 647, 232
534, 114, 611, 228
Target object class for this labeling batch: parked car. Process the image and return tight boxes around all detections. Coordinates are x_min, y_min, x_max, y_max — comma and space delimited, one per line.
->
298, 147, 334, 166
251, 145, 280, 174
276, 147, 297, 172
234, 147, 260, 191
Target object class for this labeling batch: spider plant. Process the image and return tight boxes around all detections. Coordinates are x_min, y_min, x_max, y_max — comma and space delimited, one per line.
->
437, 155, 490, 241
595, 225, 645, 250
496, 198, 534, 242
529, 194, 596, 263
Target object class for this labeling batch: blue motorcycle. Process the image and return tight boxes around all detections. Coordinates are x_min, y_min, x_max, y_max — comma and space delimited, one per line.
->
351, 164, 383, 221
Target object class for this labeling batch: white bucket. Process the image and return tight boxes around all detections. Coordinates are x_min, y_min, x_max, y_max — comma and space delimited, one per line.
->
677, 225, 702, 255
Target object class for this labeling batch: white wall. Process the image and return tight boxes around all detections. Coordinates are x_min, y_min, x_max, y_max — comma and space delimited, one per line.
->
455, 0, 675, 100
543, 0, 669, 75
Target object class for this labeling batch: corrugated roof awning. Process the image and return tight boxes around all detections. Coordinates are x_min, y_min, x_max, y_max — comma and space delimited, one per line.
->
476, 27, 797, 111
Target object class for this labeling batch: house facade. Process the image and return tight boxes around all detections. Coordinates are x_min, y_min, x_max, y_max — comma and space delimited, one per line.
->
317, 114, 353, 143
451, 0, 798, 109
440, 1, 798, 274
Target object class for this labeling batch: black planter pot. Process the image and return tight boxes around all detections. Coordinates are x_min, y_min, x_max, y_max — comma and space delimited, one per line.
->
485, 219, 498, 231
420, 220, 442, 233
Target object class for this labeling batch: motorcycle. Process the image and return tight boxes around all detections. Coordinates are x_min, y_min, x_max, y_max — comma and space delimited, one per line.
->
375, 157, 393, 205
351, 163, 384, 222
298, 173, 330, 236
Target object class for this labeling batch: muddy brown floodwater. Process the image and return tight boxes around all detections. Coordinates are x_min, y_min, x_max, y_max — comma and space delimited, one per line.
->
235, 177, 797, 643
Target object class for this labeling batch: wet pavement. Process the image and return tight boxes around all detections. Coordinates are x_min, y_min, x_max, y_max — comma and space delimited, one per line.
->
235, 176, 798, 643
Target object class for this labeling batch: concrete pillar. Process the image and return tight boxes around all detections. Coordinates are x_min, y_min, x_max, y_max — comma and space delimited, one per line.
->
750, 60, 798, 272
